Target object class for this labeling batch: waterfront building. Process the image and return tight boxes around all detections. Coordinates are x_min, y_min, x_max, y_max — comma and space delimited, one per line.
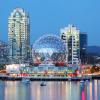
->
60, 25, 80, 64
8, 8, 30, 64
0, 40, 8, 64
32, 34, 67, 65
80, 33, 87, 64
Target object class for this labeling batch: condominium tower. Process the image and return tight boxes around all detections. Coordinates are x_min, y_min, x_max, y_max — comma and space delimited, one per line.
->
8, 8, 30, 64
60, 25, 80, 64
80, 33, 87, 64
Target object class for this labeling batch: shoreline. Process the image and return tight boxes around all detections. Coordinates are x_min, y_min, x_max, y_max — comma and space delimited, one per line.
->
0, 75, 100, 81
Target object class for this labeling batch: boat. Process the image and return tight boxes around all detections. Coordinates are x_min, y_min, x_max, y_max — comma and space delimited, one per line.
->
40, 81, 46, 86
85, 79, 89, 82
22, 77, 30, 84
80, 80, 84, 83
68, 77, 71, 81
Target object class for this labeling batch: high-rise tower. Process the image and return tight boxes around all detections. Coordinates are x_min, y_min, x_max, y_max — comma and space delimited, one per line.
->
8, 8, 30, 64
80, 33, 87, 64
60, 25, 80, 64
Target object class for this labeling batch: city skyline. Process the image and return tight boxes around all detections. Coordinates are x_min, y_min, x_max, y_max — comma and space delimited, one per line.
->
0, 0, 100, 45
0, 1, 99, 100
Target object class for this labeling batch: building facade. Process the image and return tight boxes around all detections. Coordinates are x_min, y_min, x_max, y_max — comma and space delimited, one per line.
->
0, 41, 8, 64
80, 33, 87, 64
8, 8, 30, 64
60, 25, 80, 64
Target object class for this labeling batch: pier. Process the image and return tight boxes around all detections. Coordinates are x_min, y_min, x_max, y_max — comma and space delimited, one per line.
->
0, 75, 99, 81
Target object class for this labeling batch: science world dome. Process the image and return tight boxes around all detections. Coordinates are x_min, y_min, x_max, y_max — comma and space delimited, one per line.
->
32, 34, 67, 64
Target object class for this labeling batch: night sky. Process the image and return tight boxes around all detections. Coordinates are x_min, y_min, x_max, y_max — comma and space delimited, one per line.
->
0, 0, 100, 46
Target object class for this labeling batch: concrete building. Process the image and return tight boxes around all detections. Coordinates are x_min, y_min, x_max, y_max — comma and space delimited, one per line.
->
60, 25, 80, 64
8, 8, 30, 64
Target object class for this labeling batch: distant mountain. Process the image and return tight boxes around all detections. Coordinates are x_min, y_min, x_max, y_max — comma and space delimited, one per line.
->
87, 46, 100, 55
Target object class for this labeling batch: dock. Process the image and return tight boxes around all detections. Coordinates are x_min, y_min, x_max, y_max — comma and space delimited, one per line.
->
0, 75, 99, 81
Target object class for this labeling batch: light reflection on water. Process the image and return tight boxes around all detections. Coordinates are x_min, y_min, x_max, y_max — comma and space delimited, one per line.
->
0, 80, 99, 100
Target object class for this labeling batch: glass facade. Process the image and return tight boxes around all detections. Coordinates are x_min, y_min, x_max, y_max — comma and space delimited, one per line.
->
80, 33, 87, 64
0, 41, 8, 64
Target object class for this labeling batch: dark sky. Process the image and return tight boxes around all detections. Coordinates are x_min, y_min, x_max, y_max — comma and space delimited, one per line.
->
0, 0, 100, 46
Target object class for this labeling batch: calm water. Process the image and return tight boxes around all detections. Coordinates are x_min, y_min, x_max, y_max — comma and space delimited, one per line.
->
0, 80, 100, 100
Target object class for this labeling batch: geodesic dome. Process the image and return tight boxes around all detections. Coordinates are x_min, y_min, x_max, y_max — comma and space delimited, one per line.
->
32, 34, 67, 64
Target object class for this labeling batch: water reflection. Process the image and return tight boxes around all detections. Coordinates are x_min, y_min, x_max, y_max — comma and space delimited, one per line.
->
80, 82, 86, 100
5, 81, 31, 100
0, 81, 5, 100
0, 80, 99, 100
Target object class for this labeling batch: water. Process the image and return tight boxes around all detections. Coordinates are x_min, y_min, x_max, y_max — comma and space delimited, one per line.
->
0, 80, 100, 100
